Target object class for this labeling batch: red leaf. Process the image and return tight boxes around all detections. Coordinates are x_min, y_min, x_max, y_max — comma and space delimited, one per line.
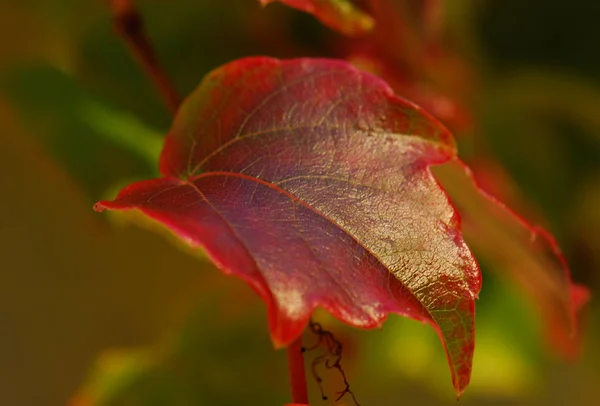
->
95, 57, 481, 395
259, 0, 374, 37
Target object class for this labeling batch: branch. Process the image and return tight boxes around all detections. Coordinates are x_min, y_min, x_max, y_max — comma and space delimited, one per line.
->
109, 0, 181, 114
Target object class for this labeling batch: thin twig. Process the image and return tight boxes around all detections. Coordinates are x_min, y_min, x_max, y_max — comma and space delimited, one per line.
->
109, 0, 181, 114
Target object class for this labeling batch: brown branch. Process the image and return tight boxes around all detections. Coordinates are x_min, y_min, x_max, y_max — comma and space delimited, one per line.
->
109, 0, 181, 115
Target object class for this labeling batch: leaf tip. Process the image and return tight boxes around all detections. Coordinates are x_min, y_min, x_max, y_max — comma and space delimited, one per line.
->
93, 201, 108, 213
93, 199, 123, 213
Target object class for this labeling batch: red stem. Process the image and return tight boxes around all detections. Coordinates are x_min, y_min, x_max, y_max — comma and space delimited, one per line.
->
110, 0, 181, 114
287, 335, 309, 404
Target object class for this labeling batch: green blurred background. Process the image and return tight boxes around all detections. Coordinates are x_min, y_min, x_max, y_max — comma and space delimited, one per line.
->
0, 1, 599, 405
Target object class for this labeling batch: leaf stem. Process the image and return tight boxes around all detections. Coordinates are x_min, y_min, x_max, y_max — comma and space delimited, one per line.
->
109, 0, 181, 114
287, 334, 309, 404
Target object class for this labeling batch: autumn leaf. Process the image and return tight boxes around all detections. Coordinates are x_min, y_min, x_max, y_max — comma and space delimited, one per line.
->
259, 0, 374, 37
95, 57, 481, 395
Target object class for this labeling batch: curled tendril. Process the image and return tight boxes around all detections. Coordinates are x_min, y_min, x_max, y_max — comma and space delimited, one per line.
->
301, 320, 360, 406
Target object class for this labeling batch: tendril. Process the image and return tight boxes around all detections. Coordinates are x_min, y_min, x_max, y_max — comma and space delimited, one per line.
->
301, 320, 360, 406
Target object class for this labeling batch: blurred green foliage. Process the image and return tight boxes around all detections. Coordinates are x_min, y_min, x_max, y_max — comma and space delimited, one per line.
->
0, 1, 599, 405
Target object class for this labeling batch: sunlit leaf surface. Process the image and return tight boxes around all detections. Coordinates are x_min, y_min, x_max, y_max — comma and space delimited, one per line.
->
96, 57, 481, 394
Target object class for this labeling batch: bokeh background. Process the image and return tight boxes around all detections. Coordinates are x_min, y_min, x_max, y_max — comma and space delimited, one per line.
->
1, 1, 599, 405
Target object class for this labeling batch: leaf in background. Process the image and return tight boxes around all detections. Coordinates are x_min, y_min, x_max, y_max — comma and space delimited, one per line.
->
349, 54, 474, 134
259, 0, 374, 37
78, 100, 163, 167
95, 57, 481, 394
1, 66, 162, 196
433, 160, 589, 358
